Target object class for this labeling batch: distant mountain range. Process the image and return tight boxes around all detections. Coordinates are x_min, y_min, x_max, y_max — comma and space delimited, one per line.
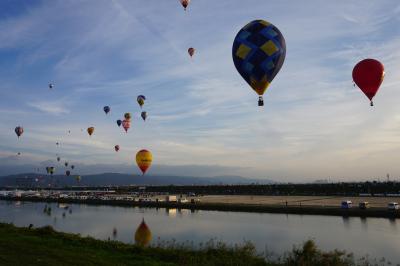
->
0, 173, 274, 187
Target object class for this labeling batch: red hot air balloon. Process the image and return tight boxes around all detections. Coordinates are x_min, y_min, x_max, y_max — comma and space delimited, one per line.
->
352, 59, 385, 106
188, 47, 195, 58
15, 126, 23, 138
115, 145, 120, 152
179, 0, 190, 10
122, 119, 130, 133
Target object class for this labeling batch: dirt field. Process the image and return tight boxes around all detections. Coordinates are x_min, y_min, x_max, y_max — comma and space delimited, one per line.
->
196, 195, 400, 208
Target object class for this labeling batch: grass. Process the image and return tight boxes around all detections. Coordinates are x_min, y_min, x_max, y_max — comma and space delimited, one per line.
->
0, 223, 392, 266
0, 223, 266, 266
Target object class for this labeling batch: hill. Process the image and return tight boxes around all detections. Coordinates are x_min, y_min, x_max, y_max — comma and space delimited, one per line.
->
0, 173, 273, 187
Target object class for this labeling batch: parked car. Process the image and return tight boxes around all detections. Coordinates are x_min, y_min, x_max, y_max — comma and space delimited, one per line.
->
341, 200, 352, 209
359, 202, 369, 209
388, 202, 399, 210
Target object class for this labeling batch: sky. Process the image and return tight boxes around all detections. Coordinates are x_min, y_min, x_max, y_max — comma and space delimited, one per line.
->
0, 0, 400, 182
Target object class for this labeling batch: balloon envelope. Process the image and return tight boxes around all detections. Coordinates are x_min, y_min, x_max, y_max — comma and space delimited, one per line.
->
137, 95, 146, 108
122, 120, 130, 133
115, 145, 120, 152
66, 170, 70, 176
87, 127, 95, 136
232, 20, 286, 105
136, 149, 152, 175
352, 59, 384, 104
135, 219, 152, 246
141, 111, 147, 121
15, 126, 23, 138
188, 47, 195, 57
103, 106, 110, 114
179, 0, 190, 10
124, 113, 132, 121
117, 120, 122, 127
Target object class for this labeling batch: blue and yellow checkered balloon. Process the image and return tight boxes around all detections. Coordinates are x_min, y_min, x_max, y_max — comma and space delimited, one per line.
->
232, 20, 286, 104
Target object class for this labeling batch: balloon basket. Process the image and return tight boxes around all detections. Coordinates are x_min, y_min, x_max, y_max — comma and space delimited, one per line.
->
258, 97, 264, 107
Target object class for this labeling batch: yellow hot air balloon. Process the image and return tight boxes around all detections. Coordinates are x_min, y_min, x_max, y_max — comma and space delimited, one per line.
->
136, 149, 152, 175
135, 218, 152, 246
87, 127, 94, 136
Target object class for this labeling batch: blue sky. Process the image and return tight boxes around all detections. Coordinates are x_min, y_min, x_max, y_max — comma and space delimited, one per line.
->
0, 0, 400, 181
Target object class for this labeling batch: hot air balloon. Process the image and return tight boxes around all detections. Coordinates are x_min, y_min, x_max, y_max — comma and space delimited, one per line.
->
352, 59, 385, 106
56, 142, 60, 146
71, 165, 75, 170
122, 119, 130, 133
141, 111, 147, 121
64, 162, 68, 167
137, 96, 146, 108
17, 152, 21, 156
117, 120, 122, 127
87, 127, 94, 136
179, 0, 190, 10
49, 83, 54, 89
103, 106, 110, 114
115, 145, 120, 152
66, 170, 70, 176
15, 126, 23, 138
188, 47, 195, 58
136, 149, 152, 175
47, 167, 55, 175
232, 20, 286, 106
124, 113, 132, 121
134, 218, 152, 246
57, 157, 60, 162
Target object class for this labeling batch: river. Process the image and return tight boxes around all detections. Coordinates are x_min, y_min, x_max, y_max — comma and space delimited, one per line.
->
0, 200, 399, 263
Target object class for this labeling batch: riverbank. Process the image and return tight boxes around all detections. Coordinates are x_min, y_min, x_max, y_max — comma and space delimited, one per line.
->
1, 196, 399, 218
0, 223, 267, 266
0, 223, 382, 266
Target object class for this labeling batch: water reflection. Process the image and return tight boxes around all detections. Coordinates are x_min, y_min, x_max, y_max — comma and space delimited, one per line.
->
0, 200, 399, 263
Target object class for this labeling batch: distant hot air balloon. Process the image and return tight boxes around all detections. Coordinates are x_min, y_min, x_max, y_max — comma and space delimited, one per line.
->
179, 0, 190, 10
122, 119, 130, 133
47, 167, 55, 175
352, 59, 385, 106
71, 165, 75, 170
56, 142, 60, 146
115, 145, 120, 152
134, 218, 152, 246
103, 106, 111, 114
137, 96, 146, 108
15, 126, 23, 138
232, 20, 286, 106
49, 83, 54, 89
17, 152, 21, 156
66, 170, 70, 176
136, 149, 152, 175
87, 127, 95, 136
141, 111, 147, 121
64, 162, 68, 167
57, 157, 60, 162
117, 120, 122, 127
188, 47, 195, 58
124, 113, 132, 121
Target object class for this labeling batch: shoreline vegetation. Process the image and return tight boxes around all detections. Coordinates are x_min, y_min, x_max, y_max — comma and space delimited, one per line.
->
1, 196, 400, 219
0, 223, 390, 266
